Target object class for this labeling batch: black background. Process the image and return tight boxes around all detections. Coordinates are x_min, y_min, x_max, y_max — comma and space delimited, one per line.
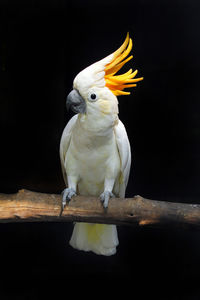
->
1, 0, 200, 298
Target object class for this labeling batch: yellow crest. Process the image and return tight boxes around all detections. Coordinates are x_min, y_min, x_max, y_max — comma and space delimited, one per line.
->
105, 33, 143, 96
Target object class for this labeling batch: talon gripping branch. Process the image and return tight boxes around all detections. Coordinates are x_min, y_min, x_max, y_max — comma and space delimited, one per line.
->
60, 33, 143, 255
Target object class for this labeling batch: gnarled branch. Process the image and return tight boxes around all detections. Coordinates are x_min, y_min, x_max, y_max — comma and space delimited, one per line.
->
0, 189, 200, 228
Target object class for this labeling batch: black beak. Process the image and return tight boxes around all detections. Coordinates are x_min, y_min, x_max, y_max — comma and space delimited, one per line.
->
66, 89, 86, 114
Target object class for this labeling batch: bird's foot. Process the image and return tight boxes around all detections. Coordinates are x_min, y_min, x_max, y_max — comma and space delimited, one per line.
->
60, 188, 76, 216
100, 191, 115, 209
62, 188, 76, 207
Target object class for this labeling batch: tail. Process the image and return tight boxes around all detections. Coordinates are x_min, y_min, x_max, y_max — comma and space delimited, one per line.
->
69, 222, 119, 256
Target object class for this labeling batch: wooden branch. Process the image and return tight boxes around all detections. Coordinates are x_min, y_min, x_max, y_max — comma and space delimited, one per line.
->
0, 189, 200, 228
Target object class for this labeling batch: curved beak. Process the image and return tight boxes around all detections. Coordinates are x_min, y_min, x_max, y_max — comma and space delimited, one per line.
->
66, 89, 86, 114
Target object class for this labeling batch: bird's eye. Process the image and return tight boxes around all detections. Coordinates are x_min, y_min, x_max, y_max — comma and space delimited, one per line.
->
91, 93, 96, 100
88, 91, 98, 102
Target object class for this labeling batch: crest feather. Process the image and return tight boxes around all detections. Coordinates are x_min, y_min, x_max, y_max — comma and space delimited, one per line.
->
104, 33, 143, 96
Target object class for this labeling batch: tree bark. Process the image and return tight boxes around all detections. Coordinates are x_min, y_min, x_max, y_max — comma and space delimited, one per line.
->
0, 189, 200, 228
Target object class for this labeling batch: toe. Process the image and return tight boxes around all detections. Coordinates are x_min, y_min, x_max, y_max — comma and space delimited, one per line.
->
62, 190, 68, 203
100, 193, 104, 202
100, 191, 113, 208
68, 190, 76, 199
61, 188, 76, 204
103, 193, 109, 209
62, 200, 66, 209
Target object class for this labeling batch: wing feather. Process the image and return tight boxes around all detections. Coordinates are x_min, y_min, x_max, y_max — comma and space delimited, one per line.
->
114, 120, 131, 197
59, 114, 78, 186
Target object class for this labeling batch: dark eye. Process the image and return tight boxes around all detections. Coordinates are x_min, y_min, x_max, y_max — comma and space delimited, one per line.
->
88, 91, 98, 102
91, 93, 96, 100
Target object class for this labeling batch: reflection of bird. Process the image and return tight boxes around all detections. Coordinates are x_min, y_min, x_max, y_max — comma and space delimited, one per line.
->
60, 33, 143, 255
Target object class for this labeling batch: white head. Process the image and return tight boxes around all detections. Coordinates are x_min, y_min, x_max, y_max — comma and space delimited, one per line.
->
66, 33, 143, 117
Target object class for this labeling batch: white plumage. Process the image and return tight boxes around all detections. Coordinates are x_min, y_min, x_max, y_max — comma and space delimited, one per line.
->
59, 33, 142, 255
60, 112, 131, 255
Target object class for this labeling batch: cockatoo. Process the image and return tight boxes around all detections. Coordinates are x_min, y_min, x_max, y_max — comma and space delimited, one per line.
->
60, 33, 143, 256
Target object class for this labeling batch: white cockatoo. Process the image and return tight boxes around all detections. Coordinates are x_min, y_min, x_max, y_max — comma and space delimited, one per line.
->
60, 33, 143, 256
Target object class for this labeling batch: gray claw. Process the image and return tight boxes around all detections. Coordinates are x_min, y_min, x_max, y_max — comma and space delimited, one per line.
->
62, 188, 76, 205
60, 188, 76, 216
100, 191, 115, 209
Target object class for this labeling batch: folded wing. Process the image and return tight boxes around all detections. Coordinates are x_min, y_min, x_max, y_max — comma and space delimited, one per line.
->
114, 120, 131, 197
